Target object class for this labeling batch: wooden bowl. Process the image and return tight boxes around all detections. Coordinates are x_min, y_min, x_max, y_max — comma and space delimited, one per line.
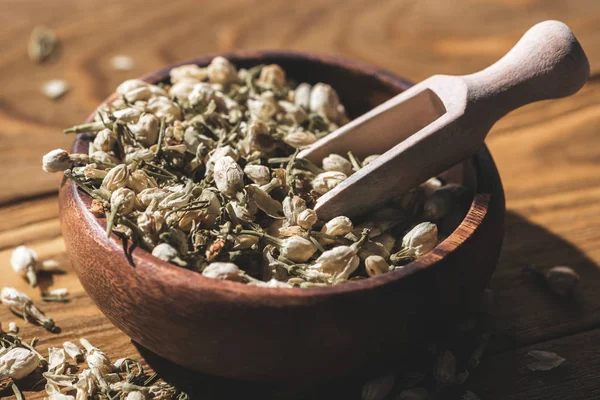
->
59, 51, 505, 381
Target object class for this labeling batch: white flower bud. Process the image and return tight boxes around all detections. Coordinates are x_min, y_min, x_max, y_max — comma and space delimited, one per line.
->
188, 82, 216, 106
0, 347, 39, 380
402, 222, 438, 257
312, 171, 347, 195
129, 114, 159, 147
244, 119, 275, 153
116, 79, 147, 96
90, 150, 119, 165
207, 57, 237, 84
297, 209, 318, 230
362, 154, 379, 166
137, 210, 164, 235
283, 196, 307, 226
278, 100, 307, 124
280, 236, 317, 262
322, 154, 353, 176
170, 64, 208, 83
365, 255, 390, 277
93, 128, 116, 152
11, 245, 39, 287
213, 156, 244, 197
294, 83, 311, 109
123, 86, 153, 103
322, 216, 353, 236
248, 92, 277, 121
147, 97, 181, 121
110, 188, 136, 215
244, 164, 271, 185
310, 246, 360, 283
251, 278, 292, 288
137, 188, 169, 208
1, 287, 32, 306
124, 148, 155, 164
283, 130, 317, 149
102, 164, 130, 192
42, 149, 71, 173
152, 243, 180, 262
170, 81, 197, 100
112, 107, 142, 123
309, 83, 341, 122
63, 341, 83, 363
47, 347, 67, 375
257, 64, 286, 88
128, 169, 158, 193
232, 234, 260, 250
206, 145, 239, 172
202, 262, 241, 280
8, 322, 18, 333
126, 392, 146, 400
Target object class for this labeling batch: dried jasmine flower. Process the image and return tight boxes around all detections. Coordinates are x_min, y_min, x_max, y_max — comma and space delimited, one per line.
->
63, 341, 83, 363
10, 246, 39, 287
28, 26, 58, 63
0, 287, 58, 332
41, 80, 70, 100
545, 266, 580, 297
8, 322, 18, 334
50, 57, 453, 288
526, 350, 565, 371
0, 347, 39, 380
111, 55, 135, 71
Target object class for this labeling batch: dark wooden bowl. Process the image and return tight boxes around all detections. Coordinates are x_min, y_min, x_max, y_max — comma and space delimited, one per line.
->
59, 50, 505, 382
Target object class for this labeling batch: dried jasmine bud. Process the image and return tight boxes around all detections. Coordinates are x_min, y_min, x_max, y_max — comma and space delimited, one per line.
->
151, 243, 186, 266
127, 169, 158, 193
213, 156, 244, 197
309, 83, 342, 123
244, 164, 271, 185
282, 196, 307, 226
93, 129, 116, 152
280, 236, 317, 263
202, 262, 241, 280
207, 56, 237, 84
283, 130, 317, 148
297, 209, 318, 230
365, 255, 390, 277
170, 64, 208, 83
129, 114, 159, 147
102, 165, 130, 192
433, 350, 456, 387
42, 149, 71, 173
322, 153, 353, 176
0, 287, 58, 332
257, 64, 286, 88
322, 216, 353, 237
311, 171, 347, 195
294, 83, 311, 109
361, 375, 395, 400
391, 222, 438, 263
11, 245, 39, 287
0, 347, 39, 380
545, 266, 580, 297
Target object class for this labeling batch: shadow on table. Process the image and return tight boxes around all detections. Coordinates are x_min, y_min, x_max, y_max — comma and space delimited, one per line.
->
134, 210, 598, 400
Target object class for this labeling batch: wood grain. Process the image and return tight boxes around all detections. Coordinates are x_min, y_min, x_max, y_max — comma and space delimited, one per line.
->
0, 0, 599, 398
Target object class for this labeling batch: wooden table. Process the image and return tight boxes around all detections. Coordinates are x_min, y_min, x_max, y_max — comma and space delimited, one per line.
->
1, 1, 599, 399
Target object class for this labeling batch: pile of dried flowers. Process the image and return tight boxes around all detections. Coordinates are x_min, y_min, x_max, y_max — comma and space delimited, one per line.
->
42, 57, 471, 287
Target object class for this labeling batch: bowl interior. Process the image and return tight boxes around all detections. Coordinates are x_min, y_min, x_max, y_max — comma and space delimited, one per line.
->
71, 51, 484, 295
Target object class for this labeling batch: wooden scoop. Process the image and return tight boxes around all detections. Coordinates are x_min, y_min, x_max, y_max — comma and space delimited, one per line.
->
299, 20, 590, 220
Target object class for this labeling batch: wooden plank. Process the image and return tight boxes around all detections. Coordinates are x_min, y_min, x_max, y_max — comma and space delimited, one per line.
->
469, 328, 600, 400
1, 0, 600, 203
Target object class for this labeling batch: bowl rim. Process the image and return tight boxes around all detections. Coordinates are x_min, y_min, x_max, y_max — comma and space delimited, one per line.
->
66, 49, 495, 299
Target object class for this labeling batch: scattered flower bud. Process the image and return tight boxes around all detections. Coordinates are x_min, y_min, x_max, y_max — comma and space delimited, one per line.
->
258, 64, 286, 88
248, 92, 278, 121
0, 287, 57, 332
129, 114, 160, 147
365, 255, 390, 277
170, 64, 208, 83
127, 169, 158, 193
322, 216, 353, 236
294, 83, 311, 109
312, 171, 347, 195
116, 79, 147, 96
322, 153, 353, 176
433, 350, 456, 387
244, 164, 271, 185
309, 246, 360, 283
102, 165, 130, 192
93, 129, 116, 152
110, 188, 136, 215
202, 262, 241, 280
362, 154, 379, 166
147, 97, 182, 122
545, 266, 579, 297
41, 79, 70, 100
63, 341, 83, 363
361, 375, 395, 400
213, 156, 244, 197
283, 130, 317, 148
42, 149, 71, 172
207, 56, 237, 84
0, 347, 39, 380
8, 321, 18, 334
309, 83, 341, 122
402, 222, 438, 258
297, 209, 318, 230
11, 245, 39, 287
152, 243, 182, 263
280, 236, 317, 262
283, 196, 307, 226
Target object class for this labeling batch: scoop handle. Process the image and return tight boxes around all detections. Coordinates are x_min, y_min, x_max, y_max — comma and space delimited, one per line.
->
460, 20, 589, 123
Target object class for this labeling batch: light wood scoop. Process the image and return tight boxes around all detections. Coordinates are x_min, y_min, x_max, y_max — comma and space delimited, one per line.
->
299, 20, 590, 220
